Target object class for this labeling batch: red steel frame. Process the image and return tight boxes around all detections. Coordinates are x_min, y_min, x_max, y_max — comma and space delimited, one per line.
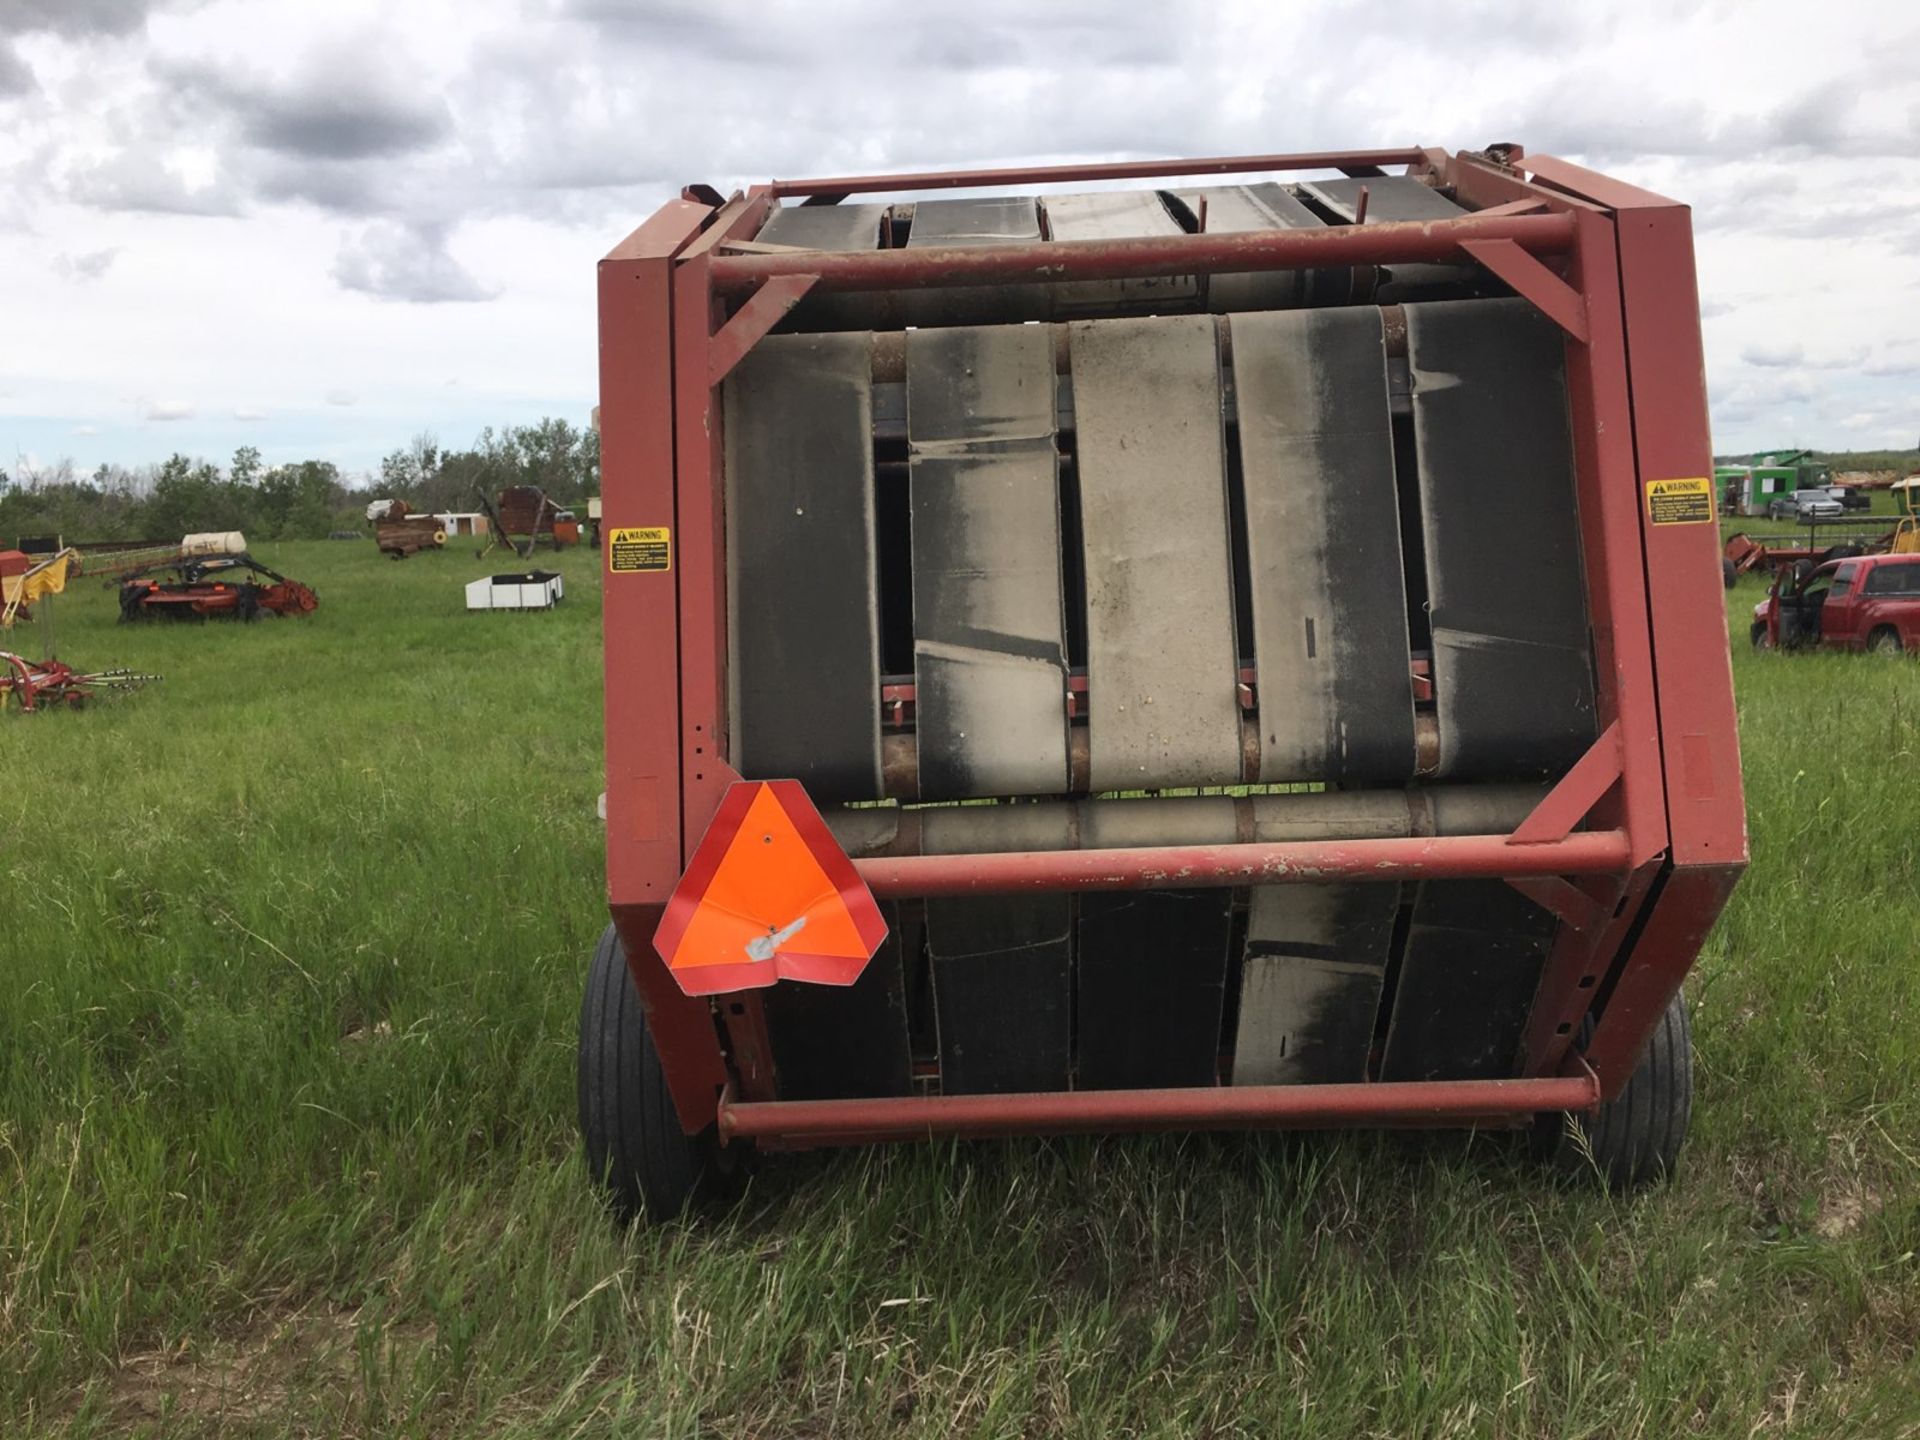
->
596, 145, 1745, 1148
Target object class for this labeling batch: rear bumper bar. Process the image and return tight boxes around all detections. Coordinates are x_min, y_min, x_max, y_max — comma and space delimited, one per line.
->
718, 1071, 1602, 1146
855, 828, 1631, 898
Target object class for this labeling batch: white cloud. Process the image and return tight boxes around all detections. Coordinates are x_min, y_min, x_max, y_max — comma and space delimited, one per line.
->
324, 389, 356, 407
144, 399, 194, 421
0, 0, 1915, 464
54, 246, 119, 280
71, 423, 98, 436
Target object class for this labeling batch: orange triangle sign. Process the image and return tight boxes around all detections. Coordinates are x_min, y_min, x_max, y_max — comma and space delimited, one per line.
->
653, 780, 888, 996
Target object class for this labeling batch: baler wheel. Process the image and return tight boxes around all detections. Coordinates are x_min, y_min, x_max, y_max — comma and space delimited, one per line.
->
1750, 622, 1773, 652
1533, 989, 1693, 1190
577, 923, 740, 1220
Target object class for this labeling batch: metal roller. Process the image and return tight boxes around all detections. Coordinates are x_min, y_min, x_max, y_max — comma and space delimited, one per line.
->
820, 784, 1548, 860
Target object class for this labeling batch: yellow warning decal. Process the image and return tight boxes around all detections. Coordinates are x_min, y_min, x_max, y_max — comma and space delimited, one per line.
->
1645, 477, 1714, 526
608, 526, 672, 573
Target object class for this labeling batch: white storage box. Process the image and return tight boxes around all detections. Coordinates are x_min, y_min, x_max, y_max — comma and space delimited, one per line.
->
465, 570, 564, 611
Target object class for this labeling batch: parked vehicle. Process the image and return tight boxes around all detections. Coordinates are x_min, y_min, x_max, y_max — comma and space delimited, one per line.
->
1828, 486, 1873, 512
1767, 490, 1845, 522
1751, 553, 1920, 653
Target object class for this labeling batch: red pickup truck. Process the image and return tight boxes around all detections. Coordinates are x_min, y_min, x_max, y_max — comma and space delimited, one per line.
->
1752, 553, 1920, 653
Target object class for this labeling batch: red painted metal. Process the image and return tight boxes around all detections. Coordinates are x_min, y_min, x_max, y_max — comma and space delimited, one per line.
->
769, 147, 1433, 197
1458, 238, 1589, 343
599, 198, 731, 1133
1581, 866, 1741, 1096
719, 1073, 1602, 1145
1507, 723, 1622, 845
855, 830, 1631, 899
593, 144, 1746, 1148
710, 212, 1576, 295
707, 273, 819, 386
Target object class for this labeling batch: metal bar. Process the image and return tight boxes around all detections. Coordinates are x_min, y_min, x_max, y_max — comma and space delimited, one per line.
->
768, 148, 1433, 198
718, 1072, 1602, 1143
709, 213, 1578, 296
706, 274, 819, 385
853, 829, 1631, 898
1507, 722, 1623, 845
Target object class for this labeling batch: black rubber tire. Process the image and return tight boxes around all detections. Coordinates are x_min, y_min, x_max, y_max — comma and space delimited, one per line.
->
577, 923, 738, 1221
1533, 989, 1693, 1190
1868, 626, 1905, 656
1750, 622, 1773, 651
1722, 557, 1736, 590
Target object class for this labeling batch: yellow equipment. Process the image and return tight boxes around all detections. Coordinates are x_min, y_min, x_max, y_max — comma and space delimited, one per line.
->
1, 549, 76, 628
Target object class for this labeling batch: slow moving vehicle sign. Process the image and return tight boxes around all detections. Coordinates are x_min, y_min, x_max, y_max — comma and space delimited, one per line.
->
652, 780, 887, 995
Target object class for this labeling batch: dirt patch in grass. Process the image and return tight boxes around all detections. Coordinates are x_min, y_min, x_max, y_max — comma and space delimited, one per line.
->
104, 1304, 434, 1433
1815, 1182, 1882, 1240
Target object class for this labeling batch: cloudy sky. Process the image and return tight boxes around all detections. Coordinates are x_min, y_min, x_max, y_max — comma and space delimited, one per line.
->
1, 0, 1915, 480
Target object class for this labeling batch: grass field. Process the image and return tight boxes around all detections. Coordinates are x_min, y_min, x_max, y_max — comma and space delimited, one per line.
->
3, 540, 1917, 1438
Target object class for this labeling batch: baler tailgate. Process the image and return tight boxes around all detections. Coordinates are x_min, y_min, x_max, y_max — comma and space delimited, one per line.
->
589, 146, 1745, 1202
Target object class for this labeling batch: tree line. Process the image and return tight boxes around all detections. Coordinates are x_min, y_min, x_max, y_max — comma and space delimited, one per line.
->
0, 418, 599, 543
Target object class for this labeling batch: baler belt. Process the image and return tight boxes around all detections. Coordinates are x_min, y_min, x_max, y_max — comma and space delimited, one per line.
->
922, 805, 1073, 1095
1071, 315, 1242, 790
1405, 298, 1596, 778
1231, 308, 1416, 785
1233, 884, 1401, 1084
723, 332, 883, 801
1175, 183, 1327, 312
1043, 190, 1196, 312
756, 203, 890, 328
908, 196, 1042, 246
1232, 792, 1413, 1086
756, 203, 890, 251
1300, 177, 1473, 303
905, 196, 1049, 324
1379, 881, 1556, 1082
1299, 176, 1467, 224
1074, 800, 1235, 1090
763, 908, 913, 1100
907, 325, 1070, 799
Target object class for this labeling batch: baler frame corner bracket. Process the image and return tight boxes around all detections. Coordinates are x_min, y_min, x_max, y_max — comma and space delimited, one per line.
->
1505, 874, 1611, 934
1508, 721, 1624, 846
1460, 236, 1589, 343
707, 273, 821, 387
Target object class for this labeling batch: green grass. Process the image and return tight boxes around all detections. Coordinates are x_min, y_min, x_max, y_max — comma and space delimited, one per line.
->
2, 544, 1917, 1437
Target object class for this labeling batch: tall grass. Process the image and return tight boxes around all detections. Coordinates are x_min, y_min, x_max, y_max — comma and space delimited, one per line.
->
1, 544, 1915, 1437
